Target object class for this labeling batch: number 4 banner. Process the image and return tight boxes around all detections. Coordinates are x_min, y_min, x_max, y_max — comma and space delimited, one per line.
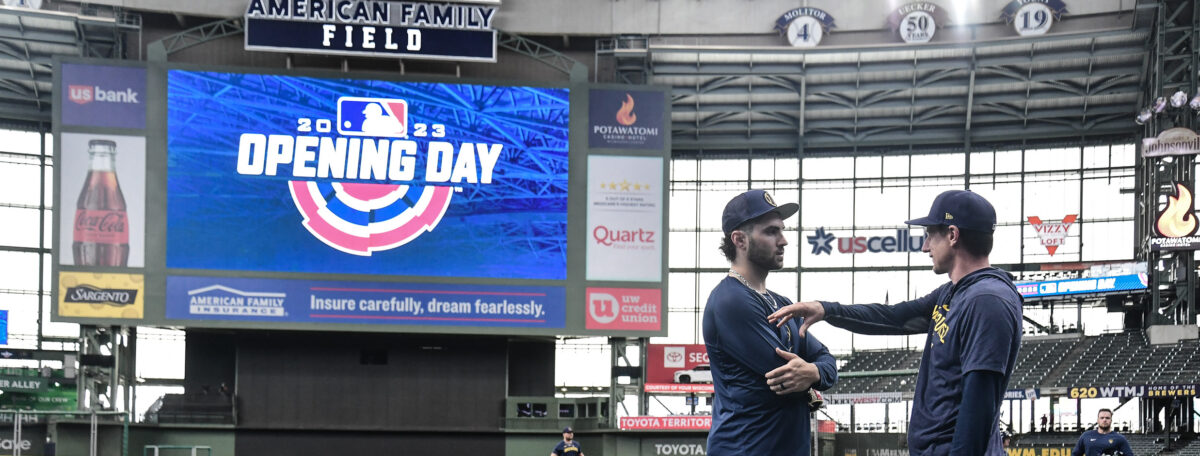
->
1000, 0, 1068, 36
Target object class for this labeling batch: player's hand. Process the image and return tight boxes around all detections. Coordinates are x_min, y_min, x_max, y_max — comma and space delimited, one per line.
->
767, 301, 824, 336
765, 348, 819, 395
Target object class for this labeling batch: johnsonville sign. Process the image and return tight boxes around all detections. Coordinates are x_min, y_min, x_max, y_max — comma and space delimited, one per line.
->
244, 0, 499, 62
1143, 128, 1200, 158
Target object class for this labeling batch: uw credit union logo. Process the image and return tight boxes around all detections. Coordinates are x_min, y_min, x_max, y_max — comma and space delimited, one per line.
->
236, 95, 504, 256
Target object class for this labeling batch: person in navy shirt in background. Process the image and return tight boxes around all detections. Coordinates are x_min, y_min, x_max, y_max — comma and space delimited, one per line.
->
769, 190, 1023, 456
702, 189, 838, 456
1073, 409, 1135, 456
551, 426, 584, 456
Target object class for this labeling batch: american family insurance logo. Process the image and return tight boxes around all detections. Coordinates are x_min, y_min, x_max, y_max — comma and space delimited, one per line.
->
186, 284, 287, 317
586, 288, 661, 331
236, 96, 503, 256
806, 227, 926, 255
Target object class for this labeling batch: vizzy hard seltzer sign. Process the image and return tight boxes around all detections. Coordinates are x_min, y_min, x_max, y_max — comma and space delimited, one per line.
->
1142, 127, 1200, 158
774, 7, 836, 47
244, 0, 498, 61
1027, 215, 1076, 255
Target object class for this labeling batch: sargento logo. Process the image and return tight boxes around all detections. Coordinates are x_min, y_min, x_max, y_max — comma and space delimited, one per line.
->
64, 285, 137, 306
235, 96, 504, 255
616, 93, 637, 126
68, 84, 139, 105
186, 284, 286, 317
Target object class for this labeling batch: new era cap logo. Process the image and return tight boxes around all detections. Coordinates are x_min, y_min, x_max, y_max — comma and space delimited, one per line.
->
944, 213, 954, 220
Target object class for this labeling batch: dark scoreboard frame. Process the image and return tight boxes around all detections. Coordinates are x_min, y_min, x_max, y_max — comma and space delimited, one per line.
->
51, 57, 670, 338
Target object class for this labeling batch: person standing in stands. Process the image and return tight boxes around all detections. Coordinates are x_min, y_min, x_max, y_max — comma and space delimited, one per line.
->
769, 190, 1023, 456
702, 189, 838, 456
1073, 409, 1134, 456
551, 426, 584, 456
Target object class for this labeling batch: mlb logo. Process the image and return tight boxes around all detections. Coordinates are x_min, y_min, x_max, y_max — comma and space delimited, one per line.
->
337, 97, 408, 138
68, 85, 93, 105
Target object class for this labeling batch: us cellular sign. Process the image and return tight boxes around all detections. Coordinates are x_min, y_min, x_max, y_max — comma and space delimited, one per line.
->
244, 0, 498, 62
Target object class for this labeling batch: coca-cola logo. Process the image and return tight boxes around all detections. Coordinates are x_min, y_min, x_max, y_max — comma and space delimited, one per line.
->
592, 225, 655, 246
75, 211, 127, 233
68, 85, 93, 104
64, 285, 137, 306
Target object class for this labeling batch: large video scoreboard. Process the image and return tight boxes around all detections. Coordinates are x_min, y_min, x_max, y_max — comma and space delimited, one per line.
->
52, 59, 669, 337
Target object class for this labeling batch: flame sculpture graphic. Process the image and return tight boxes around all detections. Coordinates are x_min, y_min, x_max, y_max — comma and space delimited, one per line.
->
616, 93, 637, 126
1156, 182, 1199, 238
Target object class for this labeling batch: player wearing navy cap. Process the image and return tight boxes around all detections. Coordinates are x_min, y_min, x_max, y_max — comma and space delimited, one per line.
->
769, 189, 1023, 456
702, 189, 838, 456
551, 427, 584, 456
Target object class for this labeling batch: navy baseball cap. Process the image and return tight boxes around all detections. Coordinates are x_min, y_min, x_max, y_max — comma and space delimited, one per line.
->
722, 189, 799, 235
904, 190, 996, 232
562, 426, 574, 433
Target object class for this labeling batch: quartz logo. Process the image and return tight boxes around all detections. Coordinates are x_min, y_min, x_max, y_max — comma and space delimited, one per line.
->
806, 227, 926, 255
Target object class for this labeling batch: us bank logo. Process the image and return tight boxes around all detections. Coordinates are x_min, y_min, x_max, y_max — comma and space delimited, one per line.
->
807, 228, 926, 255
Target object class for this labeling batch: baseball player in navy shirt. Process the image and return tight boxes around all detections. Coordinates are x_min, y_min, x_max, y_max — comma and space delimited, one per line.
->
551, 426, 584, 456
1073, 409, 1134, 456
702, 190, 838, 456
769, 190, 1023, 456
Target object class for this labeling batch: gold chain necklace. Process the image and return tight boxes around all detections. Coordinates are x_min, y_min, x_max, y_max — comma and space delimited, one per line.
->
728, 268, 792, 348
728, 269, 779, 310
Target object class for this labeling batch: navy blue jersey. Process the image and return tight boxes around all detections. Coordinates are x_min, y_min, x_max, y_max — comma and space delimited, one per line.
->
821, 268, 1022, 456
702, 277, 838, 456
1073, 430, 1134, 456
553, 439, 582, 456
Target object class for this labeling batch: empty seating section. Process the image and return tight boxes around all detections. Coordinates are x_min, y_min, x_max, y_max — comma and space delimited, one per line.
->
1050, 331, 1200, 388
1008, 336, 1083, 389
828, 349, 920, 394
831, 331, 1200, 394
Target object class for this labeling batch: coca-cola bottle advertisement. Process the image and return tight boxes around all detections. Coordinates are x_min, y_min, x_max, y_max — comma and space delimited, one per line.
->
59, 133, 145, 267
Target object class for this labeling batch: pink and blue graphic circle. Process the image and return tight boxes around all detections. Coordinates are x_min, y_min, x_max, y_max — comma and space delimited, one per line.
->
288, 180, 454, 256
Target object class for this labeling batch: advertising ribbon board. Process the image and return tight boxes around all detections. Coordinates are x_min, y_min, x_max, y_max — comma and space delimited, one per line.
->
167, 275, 566, 330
